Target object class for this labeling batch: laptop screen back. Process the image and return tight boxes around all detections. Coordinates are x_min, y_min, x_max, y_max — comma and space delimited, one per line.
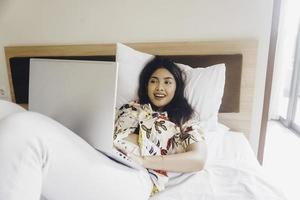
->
29, 59, 118, 151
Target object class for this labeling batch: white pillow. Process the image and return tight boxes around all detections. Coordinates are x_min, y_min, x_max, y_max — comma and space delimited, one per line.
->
177, 63, 225, 127
116, 43, 225, 130
116, 43, 154, 107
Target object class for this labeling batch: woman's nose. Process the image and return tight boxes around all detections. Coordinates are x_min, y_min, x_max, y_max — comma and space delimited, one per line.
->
156, 83, 164, 91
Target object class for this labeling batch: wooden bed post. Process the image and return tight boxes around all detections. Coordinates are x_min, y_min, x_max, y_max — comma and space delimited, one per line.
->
258, 0, 282, 164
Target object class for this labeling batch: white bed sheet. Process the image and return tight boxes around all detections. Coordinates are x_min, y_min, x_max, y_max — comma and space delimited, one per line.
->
149, 128, 287, 200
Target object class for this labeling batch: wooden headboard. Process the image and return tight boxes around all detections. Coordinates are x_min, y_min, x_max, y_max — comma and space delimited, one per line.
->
4, 41, 258, 138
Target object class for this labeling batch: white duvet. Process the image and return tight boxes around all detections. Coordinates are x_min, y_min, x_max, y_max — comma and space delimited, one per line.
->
0, 100, 287, 200
149, 130, 287, 200
33, 123, 287, 200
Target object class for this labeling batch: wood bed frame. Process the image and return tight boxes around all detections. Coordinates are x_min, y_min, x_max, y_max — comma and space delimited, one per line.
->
4, 41, 258, 139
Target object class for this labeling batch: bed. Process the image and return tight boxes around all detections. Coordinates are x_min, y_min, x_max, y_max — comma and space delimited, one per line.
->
2, 41, 287, 199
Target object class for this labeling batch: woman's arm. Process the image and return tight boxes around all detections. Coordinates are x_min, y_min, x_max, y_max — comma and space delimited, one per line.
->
129, 140, 207, 173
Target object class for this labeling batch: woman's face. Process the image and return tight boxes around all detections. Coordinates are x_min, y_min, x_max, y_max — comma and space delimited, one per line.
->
147, 68, 176, 110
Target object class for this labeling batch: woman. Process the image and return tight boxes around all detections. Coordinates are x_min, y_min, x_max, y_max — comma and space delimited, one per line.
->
0, 57, 206, 200
113, 57, 207, 193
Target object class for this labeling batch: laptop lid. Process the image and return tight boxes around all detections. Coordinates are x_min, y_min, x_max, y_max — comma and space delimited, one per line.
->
29, 59, 118, 151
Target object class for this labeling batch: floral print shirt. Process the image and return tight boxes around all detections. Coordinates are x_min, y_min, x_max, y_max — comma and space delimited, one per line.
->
113, 101, 205, 193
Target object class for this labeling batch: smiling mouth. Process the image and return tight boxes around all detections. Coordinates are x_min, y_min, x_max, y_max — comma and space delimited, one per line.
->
154, 93, 166, 99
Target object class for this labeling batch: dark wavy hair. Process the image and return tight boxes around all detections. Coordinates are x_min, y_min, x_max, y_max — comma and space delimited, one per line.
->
138, 56, 194, 126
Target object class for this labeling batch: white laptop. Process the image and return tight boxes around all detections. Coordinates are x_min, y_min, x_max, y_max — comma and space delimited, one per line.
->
29, 58, 144, 170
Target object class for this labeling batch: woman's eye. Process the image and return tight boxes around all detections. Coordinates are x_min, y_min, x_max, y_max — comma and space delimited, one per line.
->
165, 81, 172, 85
150, 79, 157, 84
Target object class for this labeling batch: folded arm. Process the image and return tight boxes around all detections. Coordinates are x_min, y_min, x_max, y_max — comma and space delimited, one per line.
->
130, 140, 207, 173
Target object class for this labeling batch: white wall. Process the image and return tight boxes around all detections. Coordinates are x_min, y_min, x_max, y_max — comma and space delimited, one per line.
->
0, 0, 274, 156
